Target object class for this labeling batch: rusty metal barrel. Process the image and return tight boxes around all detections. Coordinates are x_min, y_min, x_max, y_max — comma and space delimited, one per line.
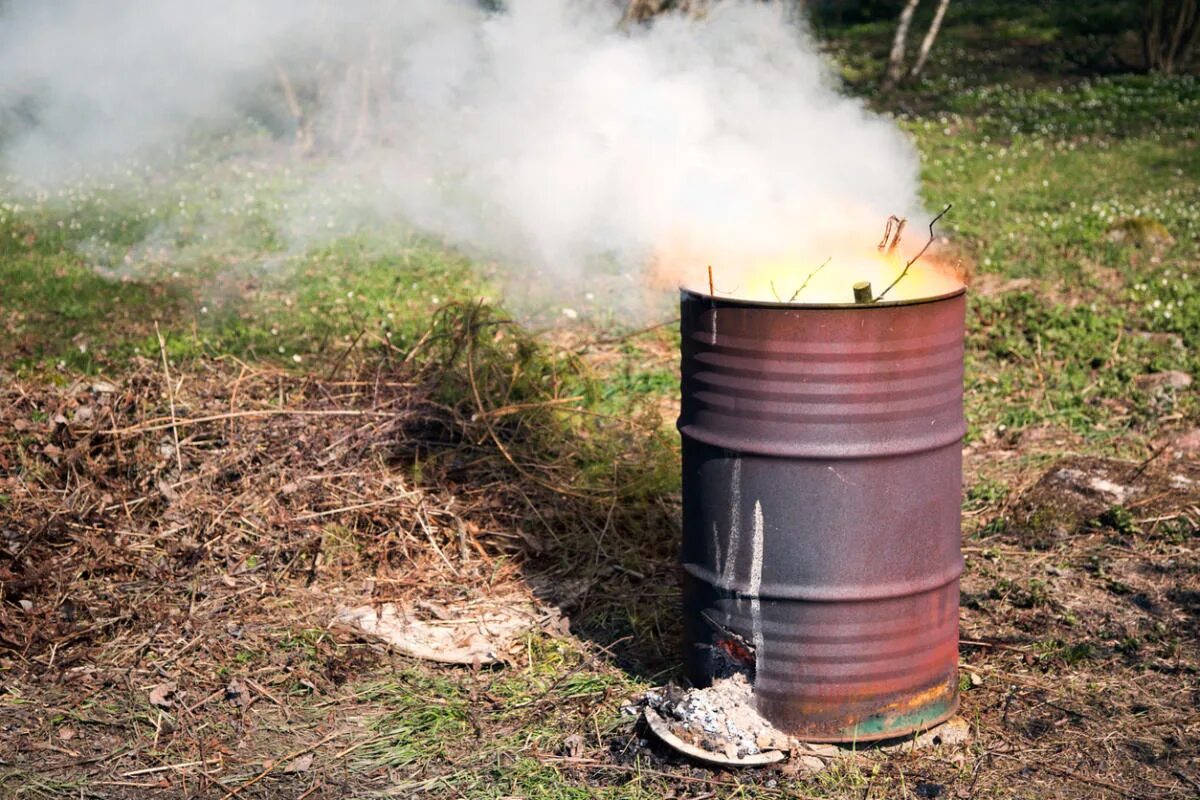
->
678, 286, 965, 742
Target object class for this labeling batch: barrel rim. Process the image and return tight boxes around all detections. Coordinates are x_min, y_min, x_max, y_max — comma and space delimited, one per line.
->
680, 284, 966, 310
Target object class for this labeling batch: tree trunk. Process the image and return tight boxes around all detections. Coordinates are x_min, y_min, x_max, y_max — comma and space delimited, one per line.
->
909, 0, 951, 79
882, 0, 921, 92
1144, 0, 1200, 74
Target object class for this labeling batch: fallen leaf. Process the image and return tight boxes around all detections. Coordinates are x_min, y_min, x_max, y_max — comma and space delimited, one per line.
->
149, 682, 177, 709
284, 753, 313, 773
58, 726, 76, 741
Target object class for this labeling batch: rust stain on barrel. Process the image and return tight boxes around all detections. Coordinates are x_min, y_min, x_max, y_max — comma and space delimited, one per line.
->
678, 286, 966, 742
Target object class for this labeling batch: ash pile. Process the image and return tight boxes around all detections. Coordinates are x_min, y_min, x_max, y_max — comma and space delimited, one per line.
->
644, 673, 790, 762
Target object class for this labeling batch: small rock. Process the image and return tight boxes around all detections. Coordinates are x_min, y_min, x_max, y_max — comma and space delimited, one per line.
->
795, 754, 826, 772
561, 733, 585, 758
969, 672, 983, 687
1136, 371, 1192, 391
1053, 468, 1134, 503
1172, 429, 1200, 457
916, 782, 945, 798
284, 753, 313, 773
225, 679, 251, 707
1105, 217, 1174, 249
149, 682, 178, 709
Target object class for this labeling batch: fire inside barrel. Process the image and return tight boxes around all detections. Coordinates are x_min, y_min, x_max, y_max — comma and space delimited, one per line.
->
678, 286, 966, 742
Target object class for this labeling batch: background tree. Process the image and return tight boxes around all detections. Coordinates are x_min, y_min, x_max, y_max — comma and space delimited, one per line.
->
881, 0, 951, 92
1144, 0, 1200, 74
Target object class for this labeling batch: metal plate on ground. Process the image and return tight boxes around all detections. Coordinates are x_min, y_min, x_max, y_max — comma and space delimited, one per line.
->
643, 707, 785, 767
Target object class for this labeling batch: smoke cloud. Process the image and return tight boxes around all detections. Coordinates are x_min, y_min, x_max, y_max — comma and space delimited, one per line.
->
0, 0, 948, 312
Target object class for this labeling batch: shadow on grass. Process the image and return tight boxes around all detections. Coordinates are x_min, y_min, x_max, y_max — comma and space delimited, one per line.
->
391, 300, 686, 683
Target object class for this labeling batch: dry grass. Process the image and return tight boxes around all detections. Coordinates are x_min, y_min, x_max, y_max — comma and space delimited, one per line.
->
1, 306, 1198, 798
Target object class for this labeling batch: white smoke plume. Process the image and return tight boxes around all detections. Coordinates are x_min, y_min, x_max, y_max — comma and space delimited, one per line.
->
0, 0, 949, 311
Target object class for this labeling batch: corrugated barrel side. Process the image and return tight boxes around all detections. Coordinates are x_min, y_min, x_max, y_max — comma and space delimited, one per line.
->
678, 288, 966, 742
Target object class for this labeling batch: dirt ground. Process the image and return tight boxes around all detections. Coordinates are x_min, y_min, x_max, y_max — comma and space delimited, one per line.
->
1, 355, 1198, 799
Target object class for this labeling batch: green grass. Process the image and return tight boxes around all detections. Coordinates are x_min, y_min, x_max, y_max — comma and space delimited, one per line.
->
2, 6, 1199, 797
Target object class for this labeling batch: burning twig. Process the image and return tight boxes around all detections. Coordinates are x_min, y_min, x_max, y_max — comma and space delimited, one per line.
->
707, 265, 715, 297
877, 215, 907, 255
790, 256, 832, 302
888, 218, 907, 255
873, 203, 952, 302
770, 256, 832, 303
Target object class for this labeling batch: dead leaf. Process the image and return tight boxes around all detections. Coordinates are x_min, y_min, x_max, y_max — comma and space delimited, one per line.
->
149, 682, 177, 709
58, 726, 76, 741
284, 753, 313, 773
336, 594, 540, 666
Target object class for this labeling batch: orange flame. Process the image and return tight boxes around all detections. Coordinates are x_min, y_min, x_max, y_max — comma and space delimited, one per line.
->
680, 245, 962, 304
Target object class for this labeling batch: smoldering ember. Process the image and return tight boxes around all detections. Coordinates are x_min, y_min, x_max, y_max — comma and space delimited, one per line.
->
0, 2, 1198, 799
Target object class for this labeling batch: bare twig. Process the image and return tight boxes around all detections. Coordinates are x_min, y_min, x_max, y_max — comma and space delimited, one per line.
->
873, 203, 952, 302
218, 730, 345, 800
788, 256, 832, 302
707, 264, 715, 297
108, 408, 390, 437
154, 322, 184, 476
772, 257, 832, 303
122, 759, 221, 778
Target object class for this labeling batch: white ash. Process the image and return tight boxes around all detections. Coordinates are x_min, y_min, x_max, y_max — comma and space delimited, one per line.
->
645, 674, 789, 759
